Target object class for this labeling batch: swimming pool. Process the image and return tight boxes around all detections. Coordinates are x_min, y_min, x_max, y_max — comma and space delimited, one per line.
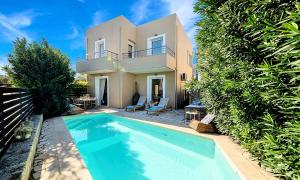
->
64, 113, 241, 180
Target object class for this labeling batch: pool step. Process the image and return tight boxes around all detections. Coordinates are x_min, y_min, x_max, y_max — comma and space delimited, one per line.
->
77, 134, 127, 154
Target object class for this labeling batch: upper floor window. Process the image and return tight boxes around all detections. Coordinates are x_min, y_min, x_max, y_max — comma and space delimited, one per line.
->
151, 37, 163, 55
128, 41, 135, 58
147, 34, 166, 56
95, 39, 105, 58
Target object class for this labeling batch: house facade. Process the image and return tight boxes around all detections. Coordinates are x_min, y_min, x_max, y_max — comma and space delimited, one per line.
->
77, 14, 193, 109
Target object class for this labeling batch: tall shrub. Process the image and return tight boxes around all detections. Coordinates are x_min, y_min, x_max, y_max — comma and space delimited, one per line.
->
3, 38, 75, 117
191, 0, 299, 178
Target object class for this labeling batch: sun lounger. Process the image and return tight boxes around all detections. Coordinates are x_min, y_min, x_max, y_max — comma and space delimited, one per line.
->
125, 96, 146, 112
189, 114, 216, 133
146, 98, 169, 115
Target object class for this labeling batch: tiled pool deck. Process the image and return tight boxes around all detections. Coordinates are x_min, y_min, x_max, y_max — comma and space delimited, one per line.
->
32, 108, 275, 180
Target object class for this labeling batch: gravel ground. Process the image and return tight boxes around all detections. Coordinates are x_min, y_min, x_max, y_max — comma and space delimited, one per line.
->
0, 115, 40, 180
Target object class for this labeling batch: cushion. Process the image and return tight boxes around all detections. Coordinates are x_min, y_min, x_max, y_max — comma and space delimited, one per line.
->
147, 107, 162, 111
136, 102, 144, 106
201, 114, 215, 124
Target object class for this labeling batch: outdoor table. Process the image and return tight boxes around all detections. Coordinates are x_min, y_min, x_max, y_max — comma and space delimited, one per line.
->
184, 104, 206, 112
184, 111, 200, 124
76, 97, 96, 109
184, 104, 206, 124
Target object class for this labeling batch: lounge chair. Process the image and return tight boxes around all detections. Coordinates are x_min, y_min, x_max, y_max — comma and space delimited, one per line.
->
146, 98, 169, 115
189, 114, 216, 133
125, 96, 146, 112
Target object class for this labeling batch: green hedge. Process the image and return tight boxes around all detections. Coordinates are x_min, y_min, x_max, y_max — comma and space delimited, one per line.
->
190, 0, 300, 179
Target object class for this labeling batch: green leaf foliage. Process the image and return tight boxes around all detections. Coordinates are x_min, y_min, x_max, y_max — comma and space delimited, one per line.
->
190, 0, 300, 179
3, 38, 75, 117
71, 80, 88, 89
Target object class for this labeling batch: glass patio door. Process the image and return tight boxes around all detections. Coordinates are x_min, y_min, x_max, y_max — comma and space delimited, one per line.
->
151, 78, 163, 104
95, 77, 108, 106
147, 75, 166, 104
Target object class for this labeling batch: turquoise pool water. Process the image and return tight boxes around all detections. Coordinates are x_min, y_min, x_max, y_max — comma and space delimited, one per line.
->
64, 113, 241, 180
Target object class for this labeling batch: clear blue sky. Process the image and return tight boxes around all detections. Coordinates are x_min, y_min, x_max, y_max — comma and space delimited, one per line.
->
0, 0, 197, 74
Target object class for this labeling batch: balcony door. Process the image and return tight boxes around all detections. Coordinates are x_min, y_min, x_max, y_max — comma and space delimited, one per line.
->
147, 34, 165, 56
128, 41, 135, 58
95, 39, 105, 58
147, 75, 166, 103
152, 37, 163, 55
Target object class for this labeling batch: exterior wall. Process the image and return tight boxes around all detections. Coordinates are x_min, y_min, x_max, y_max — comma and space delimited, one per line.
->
175, 16, 193, 107
86, 16, 137, 60
134, 72, 176, 108
82, 14, 193, 109
86, 17, 122, 60
136, 14, 176, 52
120, 72, 135, 107
87, 71, 175, 108
119, 17, 136, 57
87, 72, 121, 108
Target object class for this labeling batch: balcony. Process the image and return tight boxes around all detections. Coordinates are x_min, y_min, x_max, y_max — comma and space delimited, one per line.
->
121, 46, 176, 74
77, 50, 119, 74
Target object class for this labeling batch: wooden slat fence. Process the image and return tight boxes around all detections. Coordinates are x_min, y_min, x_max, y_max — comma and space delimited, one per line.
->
0, 87, 34, 158
69, 87, 87, 99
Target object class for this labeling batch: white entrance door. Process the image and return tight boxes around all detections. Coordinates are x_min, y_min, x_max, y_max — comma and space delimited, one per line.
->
95, 76, 109, 106
147, 75, 166, 103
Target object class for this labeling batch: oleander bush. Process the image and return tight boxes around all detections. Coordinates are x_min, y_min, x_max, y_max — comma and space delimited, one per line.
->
3, 38, 75, 117
189, 0, 300, 179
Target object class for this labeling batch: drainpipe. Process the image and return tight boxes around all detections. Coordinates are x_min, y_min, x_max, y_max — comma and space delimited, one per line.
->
175, 24, 178, 109
119, 26, 123, 108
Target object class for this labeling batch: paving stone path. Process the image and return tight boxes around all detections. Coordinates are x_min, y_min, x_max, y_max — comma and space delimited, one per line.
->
31, 118, 91, 180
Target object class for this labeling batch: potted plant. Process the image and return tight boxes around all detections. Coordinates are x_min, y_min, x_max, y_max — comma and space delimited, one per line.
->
14, 120, 33, 141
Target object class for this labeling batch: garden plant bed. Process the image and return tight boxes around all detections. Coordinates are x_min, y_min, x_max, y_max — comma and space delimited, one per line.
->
0, 115, 43, 180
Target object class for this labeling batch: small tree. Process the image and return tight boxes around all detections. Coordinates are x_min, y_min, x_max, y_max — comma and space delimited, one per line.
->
3, 38, 75, 117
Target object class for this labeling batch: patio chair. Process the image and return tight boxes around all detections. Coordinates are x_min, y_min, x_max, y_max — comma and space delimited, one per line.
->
146, 98, 169, 115
125, 96, 147, 112
74, 98, 84, 109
